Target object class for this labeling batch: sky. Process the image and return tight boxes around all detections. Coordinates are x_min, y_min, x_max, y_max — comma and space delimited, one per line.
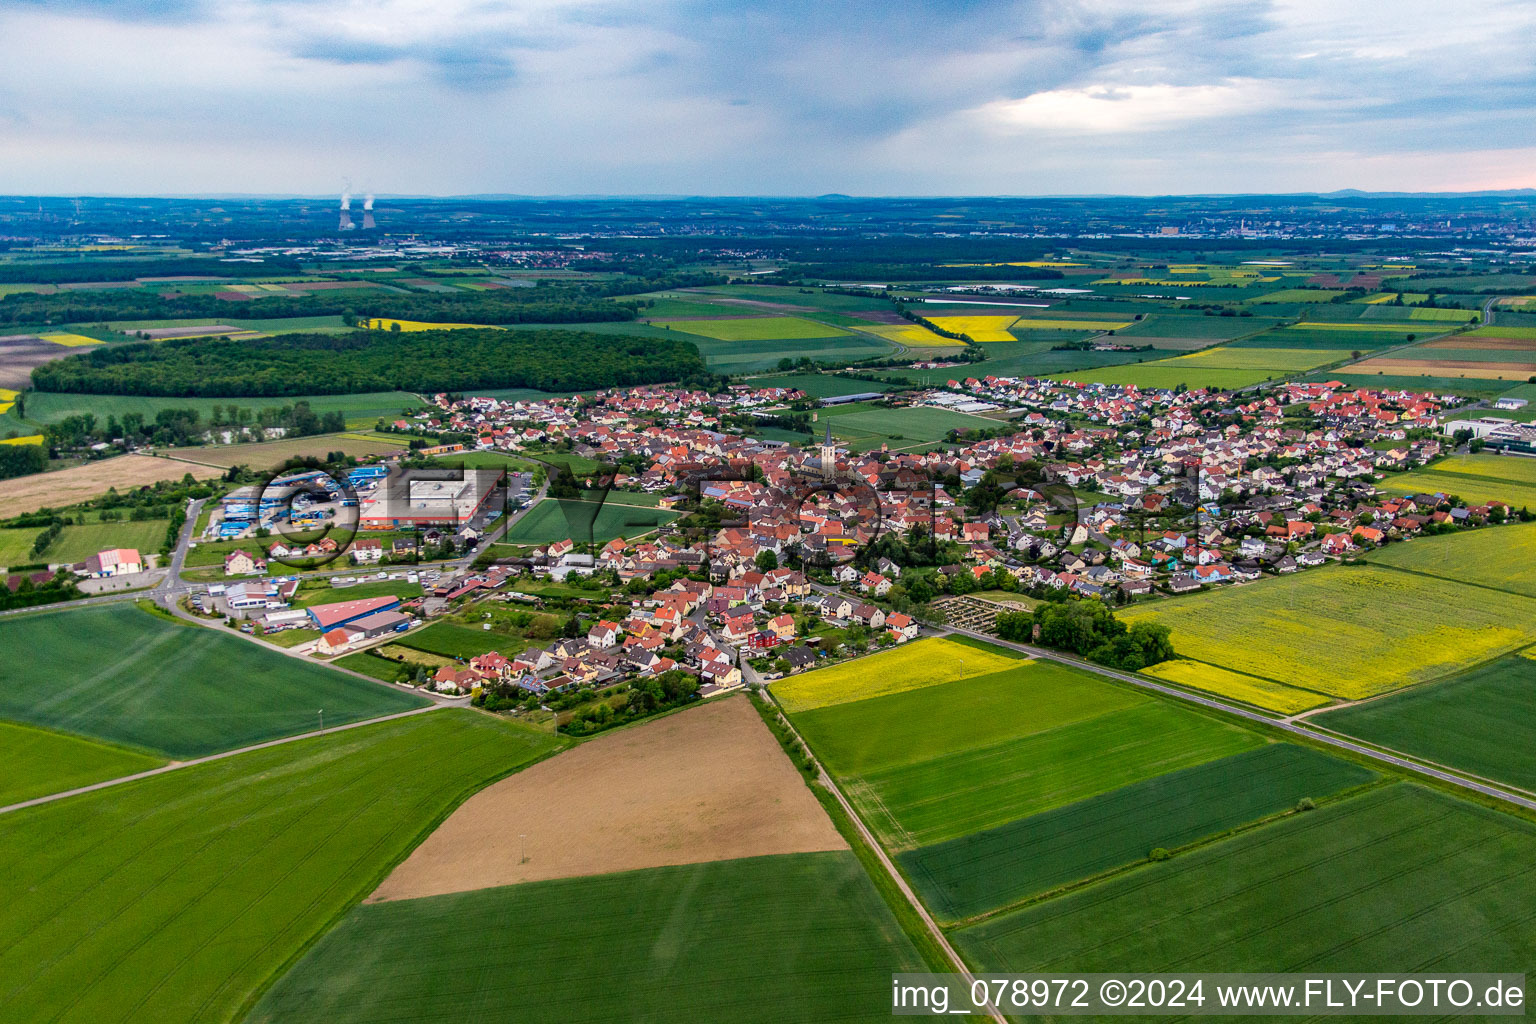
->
2, 0, 1535, 196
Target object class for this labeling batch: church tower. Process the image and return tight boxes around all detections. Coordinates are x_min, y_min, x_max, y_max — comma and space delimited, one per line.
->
820, 423, 836, 481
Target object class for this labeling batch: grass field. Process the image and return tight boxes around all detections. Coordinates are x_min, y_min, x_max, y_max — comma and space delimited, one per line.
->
391, 620, 513, 660
685, 332, 899, 371
0, 711, 561, 1024
1314, 654, 1536, 793
1383, 454, 1536, 508
1141, 658, 1332, 714
0, 604, 430, 757
771, 636, 1020, 713
1247, 288, 1347, 302
825, 403, 997, 451
1367, 522, 1536, 598
501, 498, 676, 545
1051, 363, 1277, 390
1120, 565, 1536, 699
249, 852, 933, 1024
0, 720, 162, 806
900, 744, 1377, 922
955, 785, 1536, 975
7, 518, 170, 565
661, 316, 850, 341
1116, 314, 1281, 340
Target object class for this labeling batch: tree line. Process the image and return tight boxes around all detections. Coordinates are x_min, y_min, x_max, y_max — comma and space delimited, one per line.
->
33, 328, 707, 398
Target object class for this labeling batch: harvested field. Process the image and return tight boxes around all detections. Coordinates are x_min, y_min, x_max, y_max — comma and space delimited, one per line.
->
1350, 357, 1536, 380
169, 432, 404, 469
0, 334, 63, 388
371, 696, 844, 900
0, 454, 223, 518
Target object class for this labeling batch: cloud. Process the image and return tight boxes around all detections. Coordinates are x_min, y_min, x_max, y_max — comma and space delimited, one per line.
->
970, 79, 1277, 135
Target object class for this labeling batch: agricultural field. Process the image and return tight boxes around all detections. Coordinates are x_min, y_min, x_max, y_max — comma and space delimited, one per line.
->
363, 318, 493, 330
923, 314, 1028, 340
24, 518, 170, 564
659, 316, 850, 341
1314, 653, 1536, 793
684, 332, 899, 371
0, 720, 162, 806
859, 322, 962, 347
771, 635, 1020, 713
1052, 361, 1285, 391
900, 744, 1376, 922
1119, 565, 1536, 699
788, 650, 1261, 851
1383, 454, 1536, 508
1141, 658, 1331, 713
170, 432, 404, 469
501, 497, 677, 545
954, 785, 1536, 975
1005, 317, 1133, 331
1236, 325, 1419, 349
1246, 288, 1347, 302
1114, 312, 1281, 343
375, 697, 843, 897
251, 852, 931, 1024
0, 454, 223, 518
0, 710, 561, 1024
1367, 521, 1536, 598
0, 604, 430, 757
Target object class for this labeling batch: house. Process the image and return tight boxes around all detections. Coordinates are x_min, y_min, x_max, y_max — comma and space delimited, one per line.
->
848, 603, 886, 629
782, 646, 818, 672
860, 571, 892, 597
1167, 573, 1202, 593
720, 610, 755, 642
885, 611, 918, 641
350, 538, 384, 564
587, 620, 621, 649
764, 613, 796, 640
316, 628, 354, 655
224, 549, 265, 576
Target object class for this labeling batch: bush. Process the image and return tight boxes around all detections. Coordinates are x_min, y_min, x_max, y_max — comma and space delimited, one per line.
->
1149, 847, 1172, 862
1295, 797, 1316, 812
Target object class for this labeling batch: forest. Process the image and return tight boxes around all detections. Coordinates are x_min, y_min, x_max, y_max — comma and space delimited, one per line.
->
31, 328, 707, 396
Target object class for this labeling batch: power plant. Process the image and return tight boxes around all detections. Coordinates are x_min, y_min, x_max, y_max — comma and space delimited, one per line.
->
338, 189, 353, 231
362, 194, 375, 230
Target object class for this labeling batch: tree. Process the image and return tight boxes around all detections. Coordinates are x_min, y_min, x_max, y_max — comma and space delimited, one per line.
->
755, 549, 779, 572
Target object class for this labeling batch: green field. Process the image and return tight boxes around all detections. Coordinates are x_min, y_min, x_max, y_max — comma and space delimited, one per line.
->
392, 620, 513, 660
1383, 454, 1536, 508
824, 403, 998, 451
0, 710, 561, 1024
898, 744, 1376, 922
1050, 362, 1276, 390
22, 390, 422, 427
1367, 521, 1536, 598
0, 519, 170, 568
661, 316, 850, 341
290, 579, 423, 609
248, 851, 933, 1024
684, 333, 897, 372
1315, 654, 1536, 793
955, 785, 1536, 975
501, 497, 677, 545
1114, 314, 1281, 340
791, 660, 1142, 776
0, 604, 430, 757
847, 701, 1261, 850
1120, 564, 1536, 700
0, 720, 163, 806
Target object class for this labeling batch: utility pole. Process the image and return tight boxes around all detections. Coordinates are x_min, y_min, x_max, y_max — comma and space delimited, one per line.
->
318, 709, 324, 733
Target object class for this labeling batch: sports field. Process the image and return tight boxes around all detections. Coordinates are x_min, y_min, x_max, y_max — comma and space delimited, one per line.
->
771, 636, 1021, 713
1120, 565, 1536, 699
661, 316, 850, 341
0, 711, 559, 1024
250, 852, 933, 1024
0, 720, 162, 806
501, 497, 676, 545
0, 604, 430, 757
1368, 521, 1536, 598
955, 785, 1536, 975
899, 744, 1376, 922
1383, 454, 1536, 508
1314, 654, 1536, 794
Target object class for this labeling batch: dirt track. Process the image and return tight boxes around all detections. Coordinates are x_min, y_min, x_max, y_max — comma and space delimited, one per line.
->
370, 695, 846, 901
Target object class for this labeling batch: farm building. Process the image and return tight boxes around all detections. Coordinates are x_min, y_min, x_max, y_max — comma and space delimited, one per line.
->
76, 548, 142, 578
306, 595, 402, 632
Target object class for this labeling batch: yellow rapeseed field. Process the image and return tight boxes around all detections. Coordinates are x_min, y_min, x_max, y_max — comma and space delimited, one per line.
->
0, 435, 43, 445
39, 333, 103, 346
1010, 318, 1132, 332
366, 319, 499, 331
1121, 565, 1536, 699
861, 323, 961, 347
925, 315, 1020, 341
1141, 659, 1330, 714
771, 637, 1021, 713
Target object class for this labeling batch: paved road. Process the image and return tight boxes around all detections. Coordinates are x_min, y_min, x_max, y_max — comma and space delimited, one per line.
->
1484, 294, 1498, 326
0, 704, 444, 817
940, 624, 1536, 813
